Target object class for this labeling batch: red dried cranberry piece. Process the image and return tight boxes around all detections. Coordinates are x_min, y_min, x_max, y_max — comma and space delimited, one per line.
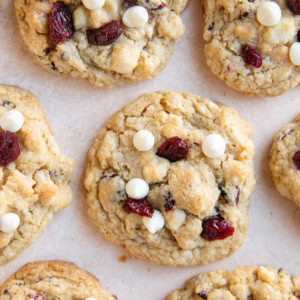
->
157, 137, 188, 162
242, 45, 263, 68
163, 192, 175, 212
201, 216, 234, 241
86, 20, 122, 46
197, 291, 208, 299
0, 132, 20, 166
235, 188, 240, 205
293, 151, 300, 170
49, 1, 74, 45
123, 198, 154, 217
122, 0, 136, 8
288, 0, 300, 14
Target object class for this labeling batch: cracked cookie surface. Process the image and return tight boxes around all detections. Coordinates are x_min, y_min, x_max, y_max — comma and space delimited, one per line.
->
269, 114, 300, 207
167, 265, 300, 300
0, 85, 74, 264
0, 261, 115, 299
84, 91, 255, 266
203, 0, 300, 96
14, 0, 187, 88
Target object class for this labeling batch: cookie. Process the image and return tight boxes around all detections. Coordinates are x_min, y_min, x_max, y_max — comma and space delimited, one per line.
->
14, 0, 187, 88
84, 91, 255, 266
0, 85, 74, 264
0, 261, 115, 299
167, 265, 300, 299
269, 114, 300, 207
203, 0, 300, 96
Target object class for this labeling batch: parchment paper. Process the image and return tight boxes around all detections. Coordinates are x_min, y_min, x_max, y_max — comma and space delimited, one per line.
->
0, 1, 300, 299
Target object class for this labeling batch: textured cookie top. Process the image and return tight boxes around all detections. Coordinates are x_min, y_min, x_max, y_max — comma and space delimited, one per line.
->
203, 0, 300, 96
167, 265, 300, 300
84, 91, 255, 266
14, 0, 187, 87
0, 261, 115, 299
0, 85, 74, 264
269, 114, 300, 207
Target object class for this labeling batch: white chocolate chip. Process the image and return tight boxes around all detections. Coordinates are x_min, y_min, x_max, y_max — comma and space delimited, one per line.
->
142, 210, 165, 234
73, 6, 89, 29
289, 42, 300, 65
0, 110, 24, 133
166, 208, 186, 231
122, 6, 148, 28
126, 178, 149, 199
0, 213, 20, 233
202, 134, 226, 158
83, 0, 105, 10
133, 130, 155, 151
257, 2, 281, 27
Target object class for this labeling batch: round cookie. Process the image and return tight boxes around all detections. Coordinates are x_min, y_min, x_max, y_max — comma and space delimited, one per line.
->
269, 114, 300, 207
167, 265, 300, 299
0, 85, 74, 264
84, 91, 255, 266
14, 0, 188, 88
203, 0, 300, 96
0, 261, 115, 299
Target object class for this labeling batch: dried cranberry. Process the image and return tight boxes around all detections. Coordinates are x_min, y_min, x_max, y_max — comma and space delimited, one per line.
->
86, 20, 122, 46
122, 0, 136, 8
49, 1, 74, 45
298, 30, 300, 42
242, 45, 263, 68
197, 291, 208, 299
123, 199, 154, 217
248, 0, 255, 2
157, 137, 188, 162
0, 132, 20, 166
293, 151, 300, 170
163, 192, 175, 212
288, 0, 300, 14
235, 188, 240, 204
201, 216, 234, 241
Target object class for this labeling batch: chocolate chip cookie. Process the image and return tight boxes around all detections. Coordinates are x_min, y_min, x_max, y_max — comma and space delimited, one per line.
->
14, 0, 188, 87
0, 261, 115, 299
269, 114, 300, 207
84, 91, 255, 266
0, 85, 74, 264
167, 265, 300, 299
203, 0, 300, 96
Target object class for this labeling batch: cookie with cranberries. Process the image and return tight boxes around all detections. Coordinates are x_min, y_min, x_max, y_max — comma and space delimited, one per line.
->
270, 114, 300, 207
203, 0, 300, 96
167, 266, 300, 299
14, 0, 188, 88
84, 91, 255, 266
0, 85, 74, 264
0, 261, 116, 299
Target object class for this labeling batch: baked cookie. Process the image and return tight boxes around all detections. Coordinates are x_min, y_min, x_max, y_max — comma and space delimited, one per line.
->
84, 91, 255, 266
167, 265, 300, 299
14, 0, 187, 88
0, 85, 74, 264
203, 0, 300, 96
0, 261, 115, 299
269, 114, 300, 207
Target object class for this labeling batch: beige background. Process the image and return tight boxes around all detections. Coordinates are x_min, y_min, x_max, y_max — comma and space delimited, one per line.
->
1, 0, 300, 298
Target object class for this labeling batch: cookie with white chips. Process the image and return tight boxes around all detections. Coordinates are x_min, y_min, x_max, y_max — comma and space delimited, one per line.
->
14, 0, 188, 87
0, 261, 115, 299
0, 85, 74, 264
203, 0, 300, 96
84, 91, 255, 266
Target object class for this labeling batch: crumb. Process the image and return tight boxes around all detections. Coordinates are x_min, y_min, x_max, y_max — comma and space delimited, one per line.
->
118, 255, 128, 263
